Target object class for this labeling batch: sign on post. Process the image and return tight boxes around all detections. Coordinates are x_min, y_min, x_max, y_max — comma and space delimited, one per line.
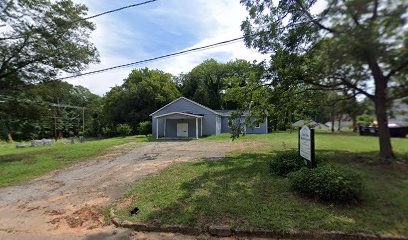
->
298, 125, 316, 168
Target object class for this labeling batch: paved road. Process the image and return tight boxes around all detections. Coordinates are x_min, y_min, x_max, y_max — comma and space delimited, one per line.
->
0, 141, 239, 240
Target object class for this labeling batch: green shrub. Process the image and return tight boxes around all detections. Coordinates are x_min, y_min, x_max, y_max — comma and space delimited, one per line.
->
138, 121, 152, 136
116, 123, 133, 136
269, 150, 305, 176
288, 165, 363, 203
357, 114, 374, 127
102, 126, 114, 137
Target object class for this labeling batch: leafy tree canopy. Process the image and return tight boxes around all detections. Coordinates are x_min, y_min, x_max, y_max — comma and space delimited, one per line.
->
240, 0, 408, 161
102, 68, 181, 133
0, 0, 99, 92
180, 59, 261, 110
0, 81, 100, 140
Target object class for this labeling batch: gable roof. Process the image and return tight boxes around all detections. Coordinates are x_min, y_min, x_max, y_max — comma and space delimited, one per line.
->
214, 110, 250, 117
154, 112, 204, 119
149, 97, 221, 116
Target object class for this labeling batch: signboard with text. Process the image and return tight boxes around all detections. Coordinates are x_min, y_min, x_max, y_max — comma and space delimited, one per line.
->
298, 125, 316, 167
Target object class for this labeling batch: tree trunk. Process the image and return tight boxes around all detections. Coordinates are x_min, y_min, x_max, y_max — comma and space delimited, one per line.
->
352, 114, 357, 133
331, 106, 336, 132
351, 91, 358, 133
374, 96, 395, 162
7, 132, 13, 142
4, 121, 13, 142
368, 59, 395, 162
337, 112, 343, 131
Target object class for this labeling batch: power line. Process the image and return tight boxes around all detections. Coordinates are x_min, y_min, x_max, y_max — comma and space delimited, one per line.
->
83, 0, 159, 21
0, 0, 158, 41
0, 95, 86, 109
57, 24, 306, 81
57, 37, 244, 80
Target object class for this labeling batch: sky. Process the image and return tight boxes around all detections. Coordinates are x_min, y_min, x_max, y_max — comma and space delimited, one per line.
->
67, 0, 267, 96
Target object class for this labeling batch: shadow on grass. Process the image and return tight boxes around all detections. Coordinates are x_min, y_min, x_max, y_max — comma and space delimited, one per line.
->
138, 153, 276, 228
315, 131, 359, 136
0, 151, 45, 165
119, 149, 408, 234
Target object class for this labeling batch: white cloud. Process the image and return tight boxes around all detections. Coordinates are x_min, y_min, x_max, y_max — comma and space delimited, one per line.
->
66, 0, 267, 95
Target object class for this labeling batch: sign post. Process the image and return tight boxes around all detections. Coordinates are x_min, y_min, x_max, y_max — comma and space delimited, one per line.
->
298, 125, 316, 168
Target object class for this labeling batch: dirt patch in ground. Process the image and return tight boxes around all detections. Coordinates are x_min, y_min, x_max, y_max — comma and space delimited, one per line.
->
49, 207, 104, 229
0, 140, 244, 240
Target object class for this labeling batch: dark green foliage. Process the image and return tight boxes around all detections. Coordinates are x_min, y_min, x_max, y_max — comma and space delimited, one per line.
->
101, 126, 114, 138
102, 68, 180, 132
116, 124, 132, 136
357, 114, 375, 127
138, 121, 152, 136
0, 0, 99, 141
288, 165, 363, 203
0, 81, 101, 141
269, 150, 304, 176
0, 0, 99, 86
179, 59, 261, 110
240, 0, 408, 161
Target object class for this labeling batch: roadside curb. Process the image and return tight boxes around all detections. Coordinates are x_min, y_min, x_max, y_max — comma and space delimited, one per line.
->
110, 210, 407, 240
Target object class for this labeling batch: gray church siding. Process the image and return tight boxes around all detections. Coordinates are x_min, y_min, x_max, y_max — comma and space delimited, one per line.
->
221, 116, 268, 134
150, 97, 268, 139
221, 116, 231, 133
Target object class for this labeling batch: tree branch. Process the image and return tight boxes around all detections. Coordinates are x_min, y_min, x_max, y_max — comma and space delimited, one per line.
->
385, 60, 408, 80
336, 77, 375, 100
345, 5, 363, 28
0, 35, 30, 75
294, 0, 337, 33
0, 35, 25, 41
371, 0, 379, 21
304, 76, 375, 101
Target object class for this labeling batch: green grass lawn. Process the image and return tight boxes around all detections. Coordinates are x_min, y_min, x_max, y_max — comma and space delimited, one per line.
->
115, 132, 408, 236
0, 136, 148, 187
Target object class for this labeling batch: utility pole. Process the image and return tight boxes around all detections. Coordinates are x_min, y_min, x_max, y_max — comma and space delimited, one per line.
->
54, 107, 58, 139
82, 107, 85, 134
48, 102, 86, 136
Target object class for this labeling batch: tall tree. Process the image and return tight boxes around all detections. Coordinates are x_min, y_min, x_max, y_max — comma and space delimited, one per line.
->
102, 68, 181, 133
0, 81, 100, 140
224, 60, 326, 134
180, 59, 259, 110
181, 59, 227, 109
241, 0, 408, 162
0, 0, 99, 140
0, 0, 99, 91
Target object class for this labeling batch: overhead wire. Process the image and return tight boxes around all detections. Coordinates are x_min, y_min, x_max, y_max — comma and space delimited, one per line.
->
56, 37, 245, 80
82, 0, 159, 21
56, 22, 312, 81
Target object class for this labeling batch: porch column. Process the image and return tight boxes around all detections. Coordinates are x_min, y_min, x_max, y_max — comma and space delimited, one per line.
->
164, 118, 166, 137
196, 118, 198, 139
156, 118, 158, 139
200, 118, 203, 136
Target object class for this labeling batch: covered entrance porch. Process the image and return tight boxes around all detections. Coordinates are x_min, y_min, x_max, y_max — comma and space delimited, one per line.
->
154, 112, 203, 139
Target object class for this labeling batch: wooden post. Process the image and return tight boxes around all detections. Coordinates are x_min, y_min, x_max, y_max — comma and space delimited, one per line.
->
156, 119, 158, 139
82, 107, 85, 134
311, 129, 316, 168
164, 118, 166, 137
298, 127, 301, 156
196, 118, 198, 139
200, 118, 203, 136
54, 108, 57, 139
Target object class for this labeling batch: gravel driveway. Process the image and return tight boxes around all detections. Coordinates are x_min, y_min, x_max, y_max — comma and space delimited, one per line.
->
0, 140, 242, 240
